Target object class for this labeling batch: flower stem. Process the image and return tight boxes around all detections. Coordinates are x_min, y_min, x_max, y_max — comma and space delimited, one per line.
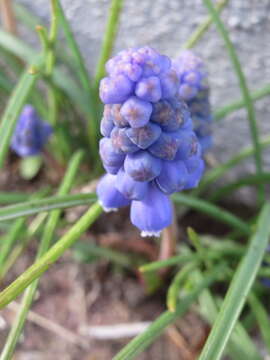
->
0, 202, 103, 309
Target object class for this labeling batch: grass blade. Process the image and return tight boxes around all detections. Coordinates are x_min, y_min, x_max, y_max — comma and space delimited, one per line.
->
94, 0, 124, 90
203, 0, 264, 202
113, 264, 225, 360
183, 0, 229, 49
196, 135, 270, 194
0, 150, 84, 359
0, 193, 97, 222
198, 203, 270, 360
0, 202, 102, 309
248, 293, 270, 354
172, 193, 250, 234
214, 84, 270, 121
210, 173, 270, 202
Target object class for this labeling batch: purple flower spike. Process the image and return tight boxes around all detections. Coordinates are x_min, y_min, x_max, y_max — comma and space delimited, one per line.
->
124, 63, 143, 82
120, 96, 152, 128
111, 104, 129, 128
174, 131, 201, 160
111, 127, 139, 154
135, 76, 162, 103
148, 132, 180, 160
99, 138, 125, 168
184, 157, 205, 189
97, 174, 130, 212
11, 105, 53, 157
99, 75, 133, 104
156, 160, 188, 194
159, 69, 179, 99
124, 150, 162, 182
100, 105, 114, 137
126, 123, 161, 149
151, 100, 175, 128
173, 50, 212, 152
130, 183, 173, 237
98, 47, 206, 236
116, 167, 149, 200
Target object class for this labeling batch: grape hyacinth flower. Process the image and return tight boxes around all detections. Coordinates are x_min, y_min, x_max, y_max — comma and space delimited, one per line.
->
98, 46, 204, 237
11, 105, 53, 157
173, 50, 212, 152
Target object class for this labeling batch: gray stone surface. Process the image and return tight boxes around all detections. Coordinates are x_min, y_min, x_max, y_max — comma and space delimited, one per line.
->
17, 0, 270, 187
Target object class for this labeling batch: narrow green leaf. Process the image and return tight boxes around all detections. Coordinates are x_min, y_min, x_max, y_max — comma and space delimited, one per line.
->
94, 0, 124, 90
214, 84, 270, 121
0, 192, 29, 204
210, 173, 270, 202
166, 262, 198, 312
193, 270, 262, 360
203, 0, 264, 202
198, 203, 270, 360
0, 193, 97, 222
0, 202, 102, 309
183, 0, 229, 49
248, 293, 270, 354
172, 193, 250, 234
0, 150, 84, 359
113, 264, 225, 360
196, 135, 270, 194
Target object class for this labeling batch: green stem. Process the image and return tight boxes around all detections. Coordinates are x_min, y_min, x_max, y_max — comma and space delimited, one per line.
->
203, 0, 264, 203
0, 193, 96, 222
183, 0, 229, 49
196, 135, 270, 195
0, 150, 84, 359
209, 172, 270, 202
198, 203, 270, 360
94, 0, 124, 91
0, 202, 102, 309
55, 0, 99, 159
214, 84, 270, 121
113, 264, 225, 360
172, 193, 250, 235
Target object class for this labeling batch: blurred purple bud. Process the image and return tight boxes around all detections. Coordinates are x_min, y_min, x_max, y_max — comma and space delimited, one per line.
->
11, 105, 53, 157
111, 104, 129, 128
174, 131, 201, 160
184, 157, 205, 189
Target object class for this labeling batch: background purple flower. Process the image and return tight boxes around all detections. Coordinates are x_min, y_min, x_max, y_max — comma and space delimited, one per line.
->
11, 105, 53, 157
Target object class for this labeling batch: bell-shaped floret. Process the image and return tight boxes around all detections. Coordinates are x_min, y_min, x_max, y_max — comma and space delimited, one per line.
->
97, 174, 130, 212
130, 183, 173, 237
156, 160, 188, 194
